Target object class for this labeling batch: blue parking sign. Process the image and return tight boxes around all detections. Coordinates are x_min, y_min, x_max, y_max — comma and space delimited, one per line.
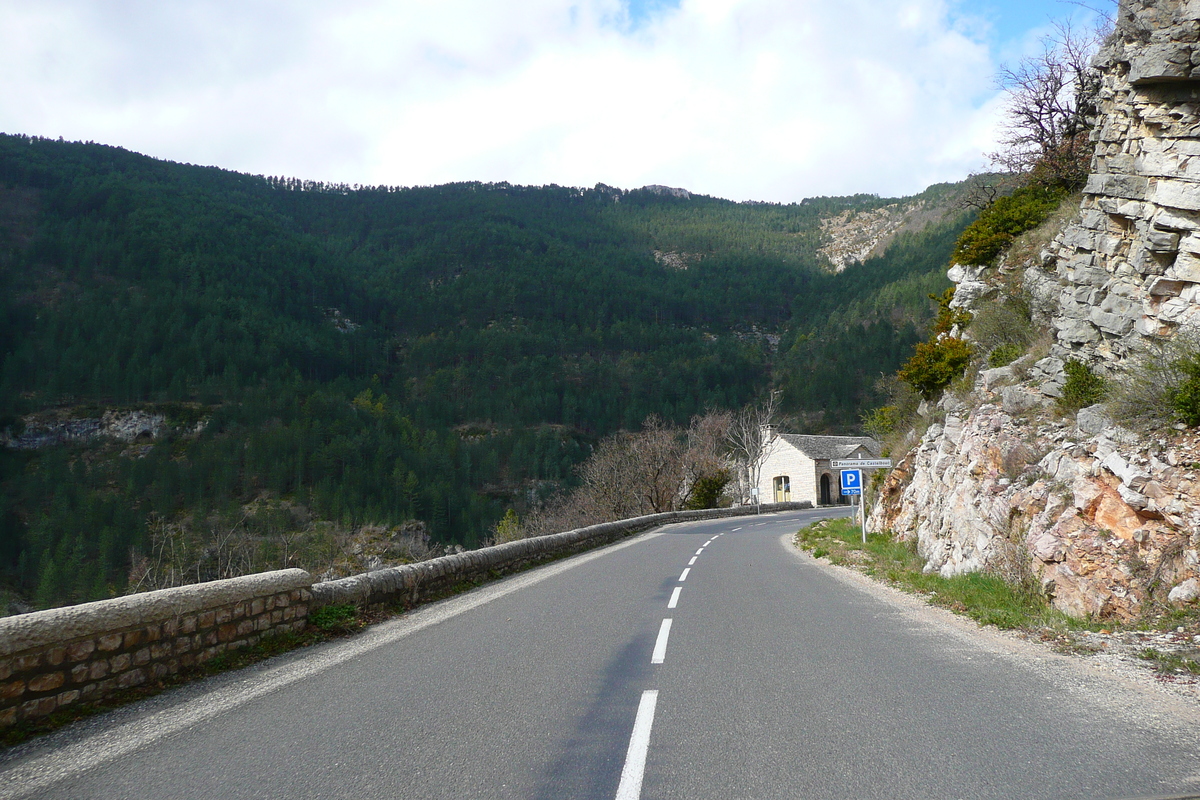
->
840, 469, 862, 495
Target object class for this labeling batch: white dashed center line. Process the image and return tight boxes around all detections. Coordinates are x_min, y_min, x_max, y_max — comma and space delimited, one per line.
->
668, 587, 681, 609
695, 548, 704, 555
731, 527, 741, 532
651, 618, 672, 664
678, 567, 690, 581
614, 690, 659, 800
688, 556, 697, 565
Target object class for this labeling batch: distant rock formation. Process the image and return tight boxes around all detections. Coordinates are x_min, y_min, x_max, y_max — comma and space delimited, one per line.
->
818, 201, 925, 272
640, 184, 692, 199
652, 249, 703, 270
1, 409, 200, 450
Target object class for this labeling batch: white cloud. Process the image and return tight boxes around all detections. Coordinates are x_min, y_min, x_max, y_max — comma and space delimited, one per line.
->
0, 0, 1011, 201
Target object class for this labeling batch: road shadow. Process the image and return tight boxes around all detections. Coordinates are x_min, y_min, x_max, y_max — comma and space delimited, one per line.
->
530, 592, 669, 799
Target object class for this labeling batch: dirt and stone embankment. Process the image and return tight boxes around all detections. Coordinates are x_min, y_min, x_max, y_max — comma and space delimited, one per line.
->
0, 503, 810, 728
871, 0, 1200, 621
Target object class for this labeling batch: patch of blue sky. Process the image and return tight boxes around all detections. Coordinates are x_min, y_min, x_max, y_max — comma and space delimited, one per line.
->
622, 0, 681, 30
958, 0, 1115, 60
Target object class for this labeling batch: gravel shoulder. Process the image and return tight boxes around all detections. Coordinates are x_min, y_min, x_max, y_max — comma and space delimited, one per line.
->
785, 534, 1200, 737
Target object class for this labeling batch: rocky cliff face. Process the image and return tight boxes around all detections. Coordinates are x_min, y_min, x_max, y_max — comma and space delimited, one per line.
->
871, 0, 1200, 620
0, 408, 209, 451
818, 201, 926, 271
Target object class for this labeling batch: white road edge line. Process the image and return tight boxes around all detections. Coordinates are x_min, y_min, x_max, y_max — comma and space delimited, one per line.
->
0, 528, 673, 800
678, 567, 690, 581
688, 556, 697, 565
667, 587, 681, 609
614, 690, 659, 800
650, 618, 672, 664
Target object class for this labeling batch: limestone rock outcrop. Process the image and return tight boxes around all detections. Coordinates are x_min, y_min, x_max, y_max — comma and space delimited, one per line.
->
3, 409, 174, 450
819, 202, 925, 272
872, 0, 1200, 620
872, 388, 1200, 619
1036, 0, 1200, 368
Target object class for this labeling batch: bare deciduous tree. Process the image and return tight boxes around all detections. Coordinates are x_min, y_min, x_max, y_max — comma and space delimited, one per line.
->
516, 411, 737, 536
679, 410, 733, 508
576, 430, 643, 520
989, 18, 1110, 186
725, 392, 779, 505
957, 172, 1023, 211
128, 511, 254, 592
629, 415, 686, 514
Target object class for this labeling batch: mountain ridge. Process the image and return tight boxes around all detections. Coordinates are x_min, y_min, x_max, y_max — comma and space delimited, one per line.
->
0, 132, 973, 613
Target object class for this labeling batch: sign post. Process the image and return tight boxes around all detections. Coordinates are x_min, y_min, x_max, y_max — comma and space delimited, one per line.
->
839, 468, 864, 543
832, 456, 892, 544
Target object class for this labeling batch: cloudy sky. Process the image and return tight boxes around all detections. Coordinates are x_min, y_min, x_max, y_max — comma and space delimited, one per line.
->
0, 0, 1109, 202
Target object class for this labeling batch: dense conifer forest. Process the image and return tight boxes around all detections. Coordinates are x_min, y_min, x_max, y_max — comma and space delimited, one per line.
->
0, 134, 972, 611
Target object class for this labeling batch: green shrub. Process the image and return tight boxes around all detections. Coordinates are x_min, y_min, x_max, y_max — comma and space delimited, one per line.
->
970, 297, 1033, 352
860, 405, 899, 441
1166, 351, 1200, 426
684, 469, 731, 510
899, 337, 975, 401
492, 508, 523, 544
988, 343, 1024, 368
930, 287, 972, 335
897, 287, 976, 402
308, 603, 359, 632
951, 184, 1067, 266
1108, 334, 1200, 431
1059, 359, 1106, 412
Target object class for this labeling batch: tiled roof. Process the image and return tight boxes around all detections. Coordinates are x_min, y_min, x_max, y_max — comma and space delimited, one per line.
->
775, 434, 879, 461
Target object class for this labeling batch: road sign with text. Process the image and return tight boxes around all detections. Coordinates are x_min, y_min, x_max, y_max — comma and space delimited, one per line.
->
830, 459, 892, 469
840, 469, 862, 496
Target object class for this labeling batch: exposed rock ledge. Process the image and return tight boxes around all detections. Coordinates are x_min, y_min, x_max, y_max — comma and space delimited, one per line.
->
1, 409, 187, 450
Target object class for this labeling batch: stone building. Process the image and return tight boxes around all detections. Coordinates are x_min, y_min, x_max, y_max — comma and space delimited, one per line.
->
756, 431, 879, 506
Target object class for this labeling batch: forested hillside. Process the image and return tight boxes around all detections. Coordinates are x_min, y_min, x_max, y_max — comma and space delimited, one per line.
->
0, 134, 972, 612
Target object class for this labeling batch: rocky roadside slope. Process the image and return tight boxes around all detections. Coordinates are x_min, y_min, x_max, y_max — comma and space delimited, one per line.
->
869, 0, 1200, 624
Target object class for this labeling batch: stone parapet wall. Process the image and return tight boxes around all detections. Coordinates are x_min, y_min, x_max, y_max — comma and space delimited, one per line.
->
310, 504, 810, 609
0, 570, 311, 728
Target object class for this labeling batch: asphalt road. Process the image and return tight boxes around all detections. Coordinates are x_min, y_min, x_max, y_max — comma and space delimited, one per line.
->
3, 507, 1199, 799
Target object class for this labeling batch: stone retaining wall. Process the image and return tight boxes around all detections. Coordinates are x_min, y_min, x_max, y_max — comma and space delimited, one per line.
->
0, 570, 311, 728
0, 503, 810, 728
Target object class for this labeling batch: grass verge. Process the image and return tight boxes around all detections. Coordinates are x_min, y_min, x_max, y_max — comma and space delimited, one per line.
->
1137, 648, 1200, 677
795, 517, 1074, 630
